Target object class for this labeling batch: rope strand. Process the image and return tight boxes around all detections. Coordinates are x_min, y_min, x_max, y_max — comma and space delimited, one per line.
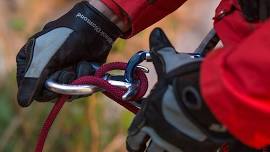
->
34, 62, 148, 152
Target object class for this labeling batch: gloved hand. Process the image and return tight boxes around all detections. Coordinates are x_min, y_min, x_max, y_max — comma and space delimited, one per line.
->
126, 28, 255, 152
16, 1, 121, 107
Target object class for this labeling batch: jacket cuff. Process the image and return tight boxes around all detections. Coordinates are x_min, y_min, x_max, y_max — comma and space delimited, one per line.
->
101, 0, 186, 38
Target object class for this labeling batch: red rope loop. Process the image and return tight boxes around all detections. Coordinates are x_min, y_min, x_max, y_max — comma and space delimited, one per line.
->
35, 62, 148, 152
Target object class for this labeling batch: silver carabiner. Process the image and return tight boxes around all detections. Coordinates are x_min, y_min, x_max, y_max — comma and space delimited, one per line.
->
45, 51, 151, 100
45, 75, 132, 96
45, 65, 150, 96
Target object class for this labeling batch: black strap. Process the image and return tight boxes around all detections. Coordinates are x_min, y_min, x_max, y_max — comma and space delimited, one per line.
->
238, 0, 270, 22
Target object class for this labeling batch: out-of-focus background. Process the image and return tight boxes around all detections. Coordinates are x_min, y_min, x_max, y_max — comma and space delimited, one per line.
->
0, 0, 219, 151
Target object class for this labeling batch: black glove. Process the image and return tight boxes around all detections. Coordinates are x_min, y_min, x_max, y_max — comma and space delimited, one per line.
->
126, 28, 255, 152
16, 1, 121, 107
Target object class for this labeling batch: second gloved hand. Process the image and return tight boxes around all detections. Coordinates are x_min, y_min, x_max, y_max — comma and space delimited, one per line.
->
16, 1, 121, 107
126, 28, 255, 152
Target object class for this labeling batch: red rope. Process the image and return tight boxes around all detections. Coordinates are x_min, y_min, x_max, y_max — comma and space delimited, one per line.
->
34, 96, 68, 152
34, 62, 148, 152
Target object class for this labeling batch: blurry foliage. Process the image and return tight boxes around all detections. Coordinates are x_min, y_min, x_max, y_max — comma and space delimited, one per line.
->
111, 39, 126, 53
8, 18, 26, 32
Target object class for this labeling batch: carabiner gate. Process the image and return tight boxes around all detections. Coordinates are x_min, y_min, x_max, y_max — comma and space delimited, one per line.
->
122, 51, 152, 101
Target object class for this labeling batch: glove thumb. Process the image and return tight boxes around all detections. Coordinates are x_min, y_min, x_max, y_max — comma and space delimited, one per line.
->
149, 28, 177, 77
149, 28, 174, 52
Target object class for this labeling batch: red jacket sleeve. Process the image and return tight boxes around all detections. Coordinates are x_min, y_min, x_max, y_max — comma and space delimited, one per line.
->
101, 0, 187, 38
201, 17, 270, 148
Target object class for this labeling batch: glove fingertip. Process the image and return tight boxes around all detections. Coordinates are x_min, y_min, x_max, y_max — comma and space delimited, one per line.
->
149, 28, 174, 52
17, 93, 32, 107
17, 78, 37, 107
58, 71, 76, 84
76, 61, 94, 77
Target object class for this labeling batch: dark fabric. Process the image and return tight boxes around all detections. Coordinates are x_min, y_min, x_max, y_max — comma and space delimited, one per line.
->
238, 0, 270, 22
16, 1, 121, 107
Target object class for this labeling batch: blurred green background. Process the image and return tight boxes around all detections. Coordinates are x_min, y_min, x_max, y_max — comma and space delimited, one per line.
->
0, 0, 218, 151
